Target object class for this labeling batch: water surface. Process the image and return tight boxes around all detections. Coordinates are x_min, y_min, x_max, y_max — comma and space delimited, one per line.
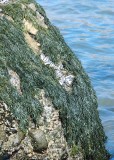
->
37, 0, 114, 159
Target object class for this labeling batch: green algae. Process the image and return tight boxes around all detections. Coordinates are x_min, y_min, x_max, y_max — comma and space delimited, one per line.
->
70, 143, 82, 157
0, 0, 109, 159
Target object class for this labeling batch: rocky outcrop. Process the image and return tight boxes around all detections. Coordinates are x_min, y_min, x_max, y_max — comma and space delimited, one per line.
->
0, 0, 109, 159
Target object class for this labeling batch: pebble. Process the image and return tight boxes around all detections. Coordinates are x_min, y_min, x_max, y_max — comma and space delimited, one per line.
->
29, 129, 48, 152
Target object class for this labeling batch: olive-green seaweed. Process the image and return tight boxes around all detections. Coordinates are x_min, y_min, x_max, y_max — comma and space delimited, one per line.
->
0, 0, 109, 159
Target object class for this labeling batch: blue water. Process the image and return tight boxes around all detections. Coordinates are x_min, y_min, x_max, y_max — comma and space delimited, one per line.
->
37, 0, 114, 159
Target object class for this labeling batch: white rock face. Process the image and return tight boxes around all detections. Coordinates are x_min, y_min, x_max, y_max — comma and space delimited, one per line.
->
24, 32, 40, 54
36, 11, 48, 29
0, 97, 83, 160
37, 90, 83, 160
27, 3, 48, 29
23, 19, 38, 35
40, 53, 74, 91
0, 0, 9, 4
28, 3, 36, 12
38, 90, 69, 159
8, 69, 22, 95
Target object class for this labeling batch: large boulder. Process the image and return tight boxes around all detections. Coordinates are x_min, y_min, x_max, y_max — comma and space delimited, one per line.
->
0, 0, 109, 159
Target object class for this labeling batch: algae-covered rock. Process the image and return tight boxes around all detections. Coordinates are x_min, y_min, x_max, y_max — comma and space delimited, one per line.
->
0, 0, 109, 159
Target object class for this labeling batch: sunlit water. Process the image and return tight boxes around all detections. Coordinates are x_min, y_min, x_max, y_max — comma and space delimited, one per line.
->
37, 0, 114, 159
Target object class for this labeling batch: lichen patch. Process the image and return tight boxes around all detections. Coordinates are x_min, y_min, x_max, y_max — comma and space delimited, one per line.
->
6, 15, 13, 21
23, 19, 38, 35
0, 13, 4, 17
24, 33, 40, 54
8, 69, 22, 95
36, 11, 48, 29
21, 4, 26, 10
28, 3, 36, 12
0, 13, 13, 22
27, 3, 48, 29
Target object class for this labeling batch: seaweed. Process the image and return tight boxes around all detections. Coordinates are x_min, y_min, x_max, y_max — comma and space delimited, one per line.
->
0, 0, 109, 159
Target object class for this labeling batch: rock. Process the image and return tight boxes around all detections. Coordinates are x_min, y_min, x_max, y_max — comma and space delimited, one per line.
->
0, 0, 109, 159
0, 124, 6, 148
0, 0, 9, 4
40, 53, 74, 90
61, 150, 68, 160
23, 18, 38, 35
28, 3, 36, 12
29, 129, 48, 152
8, 69, 22, 95
24, 32, 40, 54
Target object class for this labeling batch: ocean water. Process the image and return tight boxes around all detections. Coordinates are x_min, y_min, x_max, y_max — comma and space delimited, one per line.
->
37, 0, 114, 159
